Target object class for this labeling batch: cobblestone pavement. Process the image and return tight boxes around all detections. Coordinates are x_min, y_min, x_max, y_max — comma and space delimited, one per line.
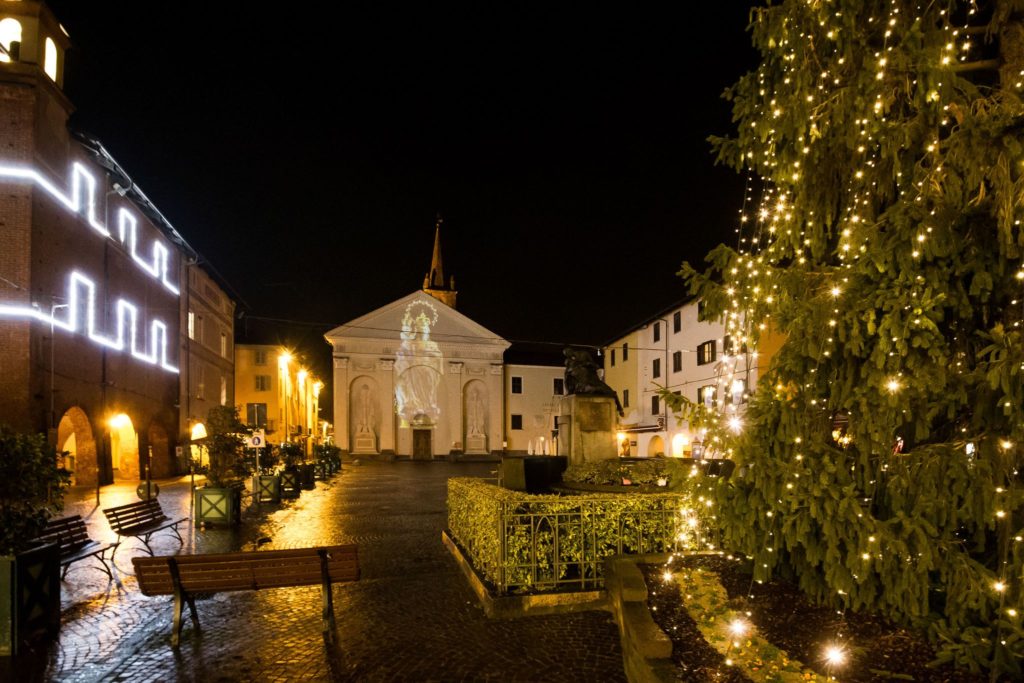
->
7, 462, 626, 682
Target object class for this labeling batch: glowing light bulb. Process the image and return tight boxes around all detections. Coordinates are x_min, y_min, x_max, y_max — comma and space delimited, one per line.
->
823, 645, 847, 667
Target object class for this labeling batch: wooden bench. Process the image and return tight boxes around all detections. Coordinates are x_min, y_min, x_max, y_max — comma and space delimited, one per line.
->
103, 498, 187, 558
132, 545, 360, 646
34, 515, 119, 581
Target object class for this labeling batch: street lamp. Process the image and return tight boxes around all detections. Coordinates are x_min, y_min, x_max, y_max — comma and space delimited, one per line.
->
279, 352, 291, 442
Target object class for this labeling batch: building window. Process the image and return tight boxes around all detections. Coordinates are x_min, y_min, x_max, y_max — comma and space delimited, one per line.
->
697, 340, 716, 365
673, 311, 681, 333
729, 379, 747, 404
623, 343, 629, 361
255, 375, 271, 392
623, 389, 630, 407
611, 349, 616, 367
246, 403, 268, 428
697, 300, 708, 321
254, 349, 268, 366
511, 414, 523, 430
220, 332, 228, 358
196, 316, 204, 344
220, 375, 227, 406
43, 37, 57, 81
698, 385, 717, 408
672, 351, 682, 373
553, 378, 564, 395
652, 358, 661, 379
511, 376, 523, 394
187, 310, 195, 340
653, 322, 661, 343
651, 395, 660, 416
0, 19, 22, 63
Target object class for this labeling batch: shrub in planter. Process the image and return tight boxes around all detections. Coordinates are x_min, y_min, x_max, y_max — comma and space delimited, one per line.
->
0, 426, 70, 655
195, 407, 247, 526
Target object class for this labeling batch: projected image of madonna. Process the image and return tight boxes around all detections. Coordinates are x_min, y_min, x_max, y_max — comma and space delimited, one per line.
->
395, 303, 443, 425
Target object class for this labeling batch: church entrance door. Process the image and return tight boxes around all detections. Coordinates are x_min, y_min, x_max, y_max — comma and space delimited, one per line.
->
412, 429, 432, 460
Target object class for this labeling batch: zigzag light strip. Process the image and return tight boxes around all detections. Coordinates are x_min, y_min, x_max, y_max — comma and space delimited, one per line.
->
0, 162, 180, 295
0, 270, 179, 373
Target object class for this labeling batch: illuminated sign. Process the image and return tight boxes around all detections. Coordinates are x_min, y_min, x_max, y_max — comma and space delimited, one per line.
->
0, 161, 180, 373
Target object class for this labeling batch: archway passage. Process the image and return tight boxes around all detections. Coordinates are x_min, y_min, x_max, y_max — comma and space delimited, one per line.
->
57, 406, 98, 487
109, 413, 140, 480
148, 421, 173, 478
647, 435, 665, 458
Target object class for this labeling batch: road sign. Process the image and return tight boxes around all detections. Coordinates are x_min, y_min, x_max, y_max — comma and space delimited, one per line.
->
247, 430, 266, 448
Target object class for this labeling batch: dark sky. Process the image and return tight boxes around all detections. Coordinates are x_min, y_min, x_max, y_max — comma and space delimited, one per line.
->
45, 3, 758, 362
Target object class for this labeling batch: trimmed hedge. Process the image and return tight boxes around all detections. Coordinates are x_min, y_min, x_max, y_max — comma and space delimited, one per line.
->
447, 476, 719, 594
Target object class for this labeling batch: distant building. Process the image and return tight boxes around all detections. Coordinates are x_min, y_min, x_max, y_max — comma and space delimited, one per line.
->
504, 345, 565, 454
603, 298, 783, 458
0, 0, 235, 485
234, 344, 323, 454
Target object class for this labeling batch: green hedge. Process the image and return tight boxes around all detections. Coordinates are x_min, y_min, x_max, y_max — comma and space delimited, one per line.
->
447, 476, 719, 594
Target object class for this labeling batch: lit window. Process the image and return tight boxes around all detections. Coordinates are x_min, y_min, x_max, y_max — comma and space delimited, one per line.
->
255, 375, 271, 391
0, 18, 22, 63
220, 332, 228, 358
697, 385, 717, 407
43, 37, 57, 81
187, 310, 195, 340
697, 340, 716, 365
220, 375, 227, 406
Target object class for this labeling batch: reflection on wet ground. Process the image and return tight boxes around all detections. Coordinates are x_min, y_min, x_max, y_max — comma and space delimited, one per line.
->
9, 461, 626, 682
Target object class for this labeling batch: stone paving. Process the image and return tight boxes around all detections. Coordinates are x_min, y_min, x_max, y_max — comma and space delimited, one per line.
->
7, 461, 626, 682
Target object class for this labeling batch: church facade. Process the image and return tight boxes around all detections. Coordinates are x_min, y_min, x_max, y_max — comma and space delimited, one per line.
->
325, 224, 511, 458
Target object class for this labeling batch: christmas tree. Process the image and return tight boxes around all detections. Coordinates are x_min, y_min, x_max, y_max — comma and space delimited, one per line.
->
672, 0, 1024, 675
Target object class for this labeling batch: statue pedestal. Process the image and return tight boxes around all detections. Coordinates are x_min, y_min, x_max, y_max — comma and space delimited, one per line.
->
465, 433, 488, 454
557, 395, 618, 465
353, 429, 378, 454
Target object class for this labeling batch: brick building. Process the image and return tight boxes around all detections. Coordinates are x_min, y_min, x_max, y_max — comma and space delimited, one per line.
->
0, 0, 231, 486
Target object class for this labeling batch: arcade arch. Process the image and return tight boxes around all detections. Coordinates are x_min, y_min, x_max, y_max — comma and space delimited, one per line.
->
56, 406, 97, 486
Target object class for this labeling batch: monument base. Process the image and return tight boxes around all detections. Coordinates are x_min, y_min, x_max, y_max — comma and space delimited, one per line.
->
465, 433, 488, 454
557, 395, 618, 465
353, 432, 378, 454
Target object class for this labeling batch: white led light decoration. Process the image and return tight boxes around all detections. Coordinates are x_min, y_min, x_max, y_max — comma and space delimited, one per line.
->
0, 161, 179, 294
0, 271, 178, 373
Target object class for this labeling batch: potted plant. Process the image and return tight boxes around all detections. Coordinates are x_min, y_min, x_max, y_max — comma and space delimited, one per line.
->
252, 444, 281, 504
315, 443, 342, 477
194, 406, 247, 526
278, 442, 304, 498
0, 426, 70, 655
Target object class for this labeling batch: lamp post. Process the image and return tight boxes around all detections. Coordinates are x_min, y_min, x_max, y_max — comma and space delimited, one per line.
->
50, 303, 69, 431
279, 352, 291, 443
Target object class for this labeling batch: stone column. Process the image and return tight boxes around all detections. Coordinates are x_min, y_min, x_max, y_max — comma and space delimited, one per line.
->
378, 359, 395, 453
448, 361, 464, 453
333, 357, 349, 452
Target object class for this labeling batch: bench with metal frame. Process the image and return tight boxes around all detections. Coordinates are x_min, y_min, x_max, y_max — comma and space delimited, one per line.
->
102, 498, 187, 558
33, 514, 119, 581
132, 544, 360, 646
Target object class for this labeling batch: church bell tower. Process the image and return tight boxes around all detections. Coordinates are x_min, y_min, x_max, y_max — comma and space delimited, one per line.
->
422, 214, 457, 309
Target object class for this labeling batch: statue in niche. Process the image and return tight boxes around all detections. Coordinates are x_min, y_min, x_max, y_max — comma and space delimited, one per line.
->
395, 302, 443, 425
466, 385, 486, 436
355, 383, 375, 435
564, 347, 624, 416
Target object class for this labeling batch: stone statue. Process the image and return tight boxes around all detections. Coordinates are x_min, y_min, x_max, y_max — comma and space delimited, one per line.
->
563, 347, 624, 416
355, 383, 375, 434
466, 385, 485, 435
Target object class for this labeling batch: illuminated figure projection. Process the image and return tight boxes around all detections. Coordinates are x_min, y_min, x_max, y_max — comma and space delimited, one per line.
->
395, 301, 443, 425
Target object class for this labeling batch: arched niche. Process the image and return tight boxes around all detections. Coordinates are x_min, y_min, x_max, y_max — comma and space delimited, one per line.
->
647, 435, 665, 458
463, 380, 489, 454
350, 375, 380, 454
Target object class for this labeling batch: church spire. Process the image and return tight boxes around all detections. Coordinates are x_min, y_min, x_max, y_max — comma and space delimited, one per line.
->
429, 213, 445, 288
422, 213, 457, 308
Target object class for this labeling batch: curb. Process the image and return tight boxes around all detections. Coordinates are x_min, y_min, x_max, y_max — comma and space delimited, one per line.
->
604, 554, 676, 683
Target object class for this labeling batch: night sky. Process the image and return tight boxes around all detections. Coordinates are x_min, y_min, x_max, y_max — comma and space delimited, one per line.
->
44, 2, 758, 372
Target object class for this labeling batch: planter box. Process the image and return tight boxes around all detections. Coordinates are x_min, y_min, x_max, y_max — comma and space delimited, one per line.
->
313, 463, 327, 481
253, 474, 281, 504
299, 464, 316, 490
1, 542, 60, 656
280, 470, 301, 499
195, 485, 243, 526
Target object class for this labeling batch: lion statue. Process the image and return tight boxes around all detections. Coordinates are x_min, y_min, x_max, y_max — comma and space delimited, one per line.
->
563, 347, 624, 416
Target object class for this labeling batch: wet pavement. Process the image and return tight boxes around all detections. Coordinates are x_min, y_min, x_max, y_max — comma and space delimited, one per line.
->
8, 461, 626, 682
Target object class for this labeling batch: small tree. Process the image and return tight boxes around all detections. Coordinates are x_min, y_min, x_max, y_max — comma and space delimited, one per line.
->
279, 441, 304, 470
203, 406, 247, 488
0, 426, 70, 556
